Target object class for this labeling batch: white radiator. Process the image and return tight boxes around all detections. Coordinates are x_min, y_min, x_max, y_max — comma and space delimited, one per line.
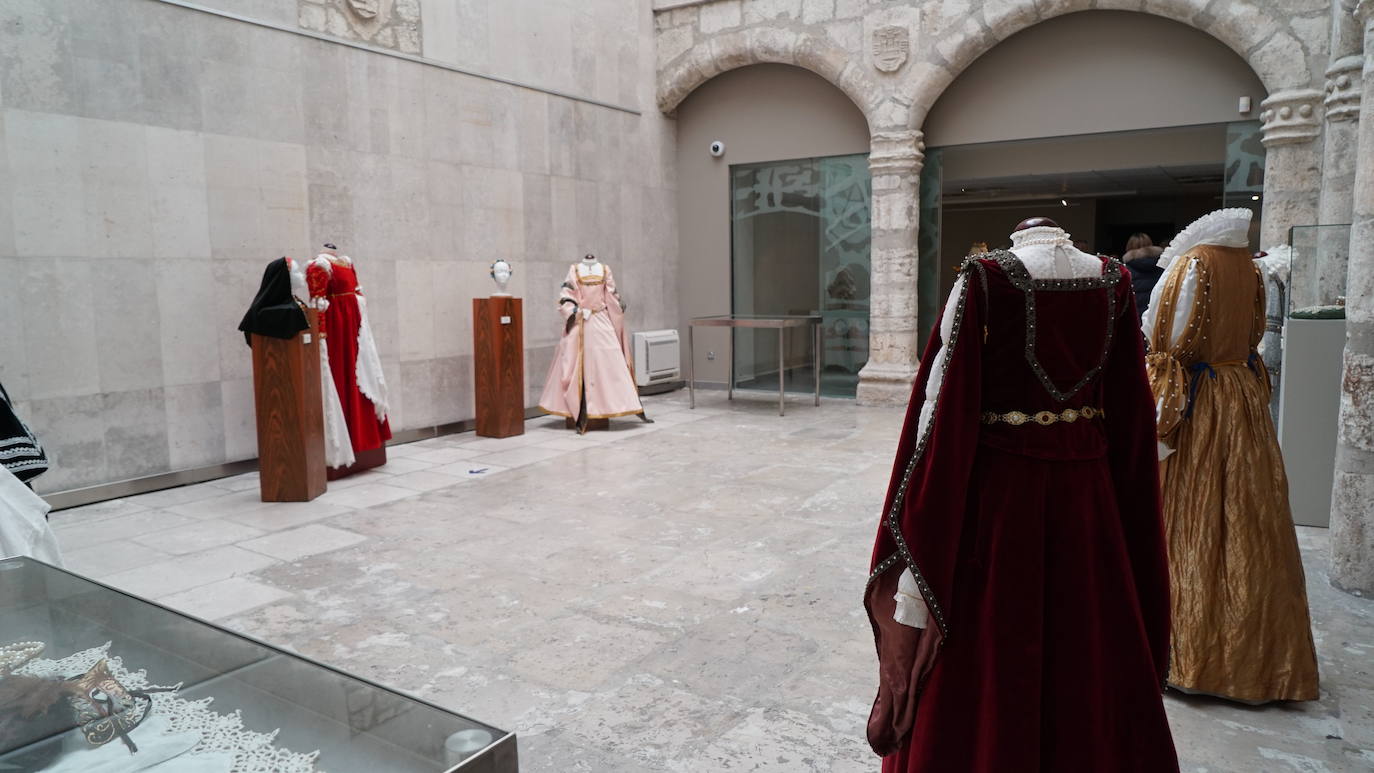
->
632, 329, 681, 387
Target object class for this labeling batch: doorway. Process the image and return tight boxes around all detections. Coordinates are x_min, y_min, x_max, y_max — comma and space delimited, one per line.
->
730, 153, 872, 398
917, 121, 1266, 342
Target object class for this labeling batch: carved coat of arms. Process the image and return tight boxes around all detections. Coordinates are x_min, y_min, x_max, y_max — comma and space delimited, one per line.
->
872, 26, 910, 73
346, 0, 381, 19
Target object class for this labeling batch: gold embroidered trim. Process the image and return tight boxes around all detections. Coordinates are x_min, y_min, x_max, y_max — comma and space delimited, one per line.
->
980, 406, 1104, 426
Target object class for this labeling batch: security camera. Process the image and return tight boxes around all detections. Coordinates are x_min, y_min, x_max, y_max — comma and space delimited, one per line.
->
709, 140, 726, 158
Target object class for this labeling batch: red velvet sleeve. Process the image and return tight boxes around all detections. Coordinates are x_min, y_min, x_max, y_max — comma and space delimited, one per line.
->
306, 259, 330, 302
865, 264, 985, 754
1101, 269, 1171, 686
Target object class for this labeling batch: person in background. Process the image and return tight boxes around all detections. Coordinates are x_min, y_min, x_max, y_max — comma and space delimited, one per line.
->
1123, 232, 1165, 321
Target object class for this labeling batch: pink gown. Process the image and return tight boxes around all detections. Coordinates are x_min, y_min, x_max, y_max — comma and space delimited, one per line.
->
539, 263, 644, 420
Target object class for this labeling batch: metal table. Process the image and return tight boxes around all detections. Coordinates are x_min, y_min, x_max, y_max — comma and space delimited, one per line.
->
687, 314, 822, 416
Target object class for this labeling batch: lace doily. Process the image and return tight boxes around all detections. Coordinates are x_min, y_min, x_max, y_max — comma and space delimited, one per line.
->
1158, 208, 1252, 269
15, 644, 322, 773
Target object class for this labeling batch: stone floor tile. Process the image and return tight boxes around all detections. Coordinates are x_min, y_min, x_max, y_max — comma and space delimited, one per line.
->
101, 545, 278, 597
62, 539, 173, 578
363, 456, 436, 475
58, 391, 1374, 773
405, 446, 485, 465
532, 673, 746, 768
387, 469, 472, 492
317, 482, 420, 509
430, 461, 509, 479
210, 471, 261, 492
158, 576, 293, 621
222, 500, 354, 530
165, 489, 273, 520
131, 518, 265, 555
123, 481, 239, 509
500, 729, 656, 773
665, 705, 872, 773
322, 469, 393, 490
455, 434, 548, 452
51, 497, 150, 526
467, 445, 568, 468
51, 508, 199, 551
239, 524, 368, 561
506, 613, 668, 692
532, 435, 606, 451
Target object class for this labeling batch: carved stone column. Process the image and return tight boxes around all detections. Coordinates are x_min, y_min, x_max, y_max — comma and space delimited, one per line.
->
1258, 90, 1323, 272
857, 130, 924, 406
1321, 58, 1363, 224
1318, 0, 1364, 304
1331, 2, 1374, 596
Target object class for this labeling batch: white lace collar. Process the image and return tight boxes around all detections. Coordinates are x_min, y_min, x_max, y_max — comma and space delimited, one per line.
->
576, 261, 604, 276
1159, 208, 1252, 269
1008, 226, 1102, 279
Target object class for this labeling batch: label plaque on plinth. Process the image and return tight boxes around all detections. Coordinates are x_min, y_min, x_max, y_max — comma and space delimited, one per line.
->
252, 310, 327, 502
473, 297, 525, 438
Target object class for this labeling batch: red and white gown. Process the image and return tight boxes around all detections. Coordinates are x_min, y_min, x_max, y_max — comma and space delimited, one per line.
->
306, 254, 391, 467
865, 240, 1178, 772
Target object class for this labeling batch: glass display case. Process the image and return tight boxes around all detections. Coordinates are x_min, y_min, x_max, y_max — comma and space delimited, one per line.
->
1287, 223, 1350, 318
0, 557, 516, 772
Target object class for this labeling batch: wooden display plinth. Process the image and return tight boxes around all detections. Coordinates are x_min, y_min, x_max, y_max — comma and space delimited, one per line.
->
473, 296, 525, 438
251, 311, 326, 502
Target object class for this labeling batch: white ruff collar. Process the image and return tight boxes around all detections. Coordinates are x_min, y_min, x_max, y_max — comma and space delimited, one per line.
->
1010, 225, 1071, 249
1159, 208, 1252, 269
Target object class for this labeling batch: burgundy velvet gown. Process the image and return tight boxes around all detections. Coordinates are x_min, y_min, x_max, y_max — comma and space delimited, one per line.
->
865, 252, 1178, 772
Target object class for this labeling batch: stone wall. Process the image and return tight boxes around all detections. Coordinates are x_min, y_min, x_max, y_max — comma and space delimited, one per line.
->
0, 0, 677, 495
654, 0, 1334, 403
298, 0, 423, 54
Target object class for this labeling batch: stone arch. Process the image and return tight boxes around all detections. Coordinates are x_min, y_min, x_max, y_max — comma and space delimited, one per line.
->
909, 2, 1311, 128
658, 27, 881, 128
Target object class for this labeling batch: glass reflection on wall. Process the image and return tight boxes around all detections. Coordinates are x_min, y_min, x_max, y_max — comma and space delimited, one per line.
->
730, 153, 872, 398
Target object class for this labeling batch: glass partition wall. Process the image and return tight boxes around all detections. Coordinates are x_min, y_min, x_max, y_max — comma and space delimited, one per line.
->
730, 154, 872, 398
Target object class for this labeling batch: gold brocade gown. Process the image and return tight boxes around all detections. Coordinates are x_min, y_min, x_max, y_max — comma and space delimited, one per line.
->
1145, 244, 1319, 703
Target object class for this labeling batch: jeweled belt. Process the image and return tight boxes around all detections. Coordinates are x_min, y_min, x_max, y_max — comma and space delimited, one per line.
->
980, 406, 1104, 426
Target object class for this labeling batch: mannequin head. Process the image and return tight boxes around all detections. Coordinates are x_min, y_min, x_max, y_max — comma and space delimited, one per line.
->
1013, 217, 1059, 232
322, 242, 338, 256
490, 259, 512, 295
582, 253, 598, 264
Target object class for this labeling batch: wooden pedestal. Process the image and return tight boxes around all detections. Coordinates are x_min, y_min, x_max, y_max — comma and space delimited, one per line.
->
474, 296, 525, 438
251, 311, 327, 502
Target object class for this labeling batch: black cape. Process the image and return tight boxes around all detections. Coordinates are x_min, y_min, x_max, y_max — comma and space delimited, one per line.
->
238, 257, 308, 345
0, 380, 47, 483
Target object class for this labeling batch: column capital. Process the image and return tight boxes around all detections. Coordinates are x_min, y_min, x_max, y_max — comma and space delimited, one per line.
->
869, 130, 925, 175
1260, 90, 1324, 146
1326, 56, 1364, 122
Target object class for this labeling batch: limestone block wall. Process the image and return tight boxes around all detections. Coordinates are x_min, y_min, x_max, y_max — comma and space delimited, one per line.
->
0, 0, 677, 495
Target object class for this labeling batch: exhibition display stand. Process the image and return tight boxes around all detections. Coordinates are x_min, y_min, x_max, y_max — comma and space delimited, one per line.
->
473, 297, 525, 438
251, 310, 327, 502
